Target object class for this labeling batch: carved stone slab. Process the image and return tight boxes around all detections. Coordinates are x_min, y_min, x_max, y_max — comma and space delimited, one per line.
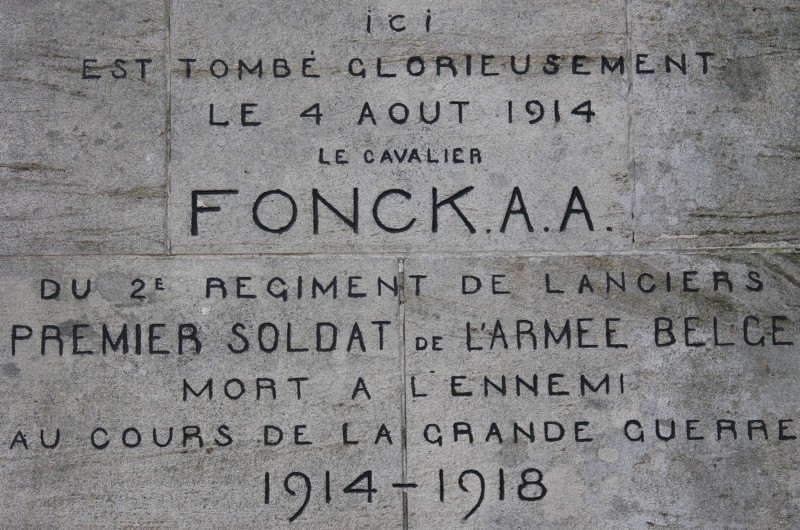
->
404, 252, 799, 527
0, 256, 403, 527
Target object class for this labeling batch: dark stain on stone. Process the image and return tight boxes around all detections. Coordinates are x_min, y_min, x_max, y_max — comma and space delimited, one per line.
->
761, 260, 800, 290
0, 162, 65, 172
723, 55, 768, 102
691, 210, 800, 219
1, 363, 21, 377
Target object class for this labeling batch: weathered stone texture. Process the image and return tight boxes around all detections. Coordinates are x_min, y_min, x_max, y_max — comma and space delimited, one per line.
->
0, 1, 167, 255
631, 1, 800, 248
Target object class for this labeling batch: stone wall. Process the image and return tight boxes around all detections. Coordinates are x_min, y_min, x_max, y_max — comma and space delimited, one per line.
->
0, 1, 797, 527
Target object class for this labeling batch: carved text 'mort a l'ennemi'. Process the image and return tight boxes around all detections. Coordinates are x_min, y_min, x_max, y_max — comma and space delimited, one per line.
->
179, 373, 623, 402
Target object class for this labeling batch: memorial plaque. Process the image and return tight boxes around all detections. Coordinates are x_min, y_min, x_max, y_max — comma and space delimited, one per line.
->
1, 0, 798, 527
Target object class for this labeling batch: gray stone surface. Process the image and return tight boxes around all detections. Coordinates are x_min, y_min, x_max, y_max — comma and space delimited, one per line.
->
0, 1, 167, 255
631, 1, 800, 249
